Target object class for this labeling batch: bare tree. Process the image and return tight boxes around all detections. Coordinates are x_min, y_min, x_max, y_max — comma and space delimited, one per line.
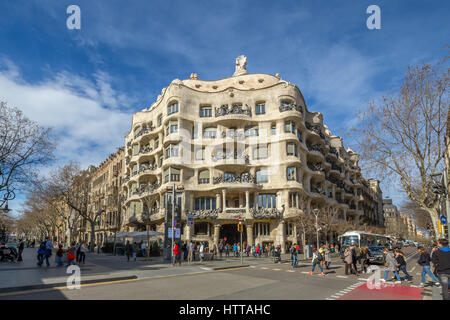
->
352, 57, 449, 236
0, 102, 55, 208
48, 163, 104, 252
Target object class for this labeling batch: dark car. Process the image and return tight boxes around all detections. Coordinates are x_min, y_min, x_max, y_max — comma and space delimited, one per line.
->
367, 246, 385, 265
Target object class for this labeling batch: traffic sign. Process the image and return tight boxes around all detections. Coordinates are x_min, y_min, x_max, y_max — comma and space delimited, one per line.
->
440, 215, 447, 225
175, 228, 181, 239
173, 220, 177, 227
187, 217, 194, 226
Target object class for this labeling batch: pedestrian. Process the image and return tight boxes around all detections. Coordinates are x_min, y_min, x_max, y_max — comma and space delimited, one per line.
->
233, 243, 237, 257
394, 249, 412, 283
75, 242, 81, 263
225, 243, 230, 258
141, 241, 147, 258
309, 248, 325, 276
199, 242, 205, 262
183, 242, 188, 261
67, 243, 76, 266
417, 246, 440, 287
17, 239, 24, 262
218, 241, 223, 258
37, 237, 53, 267
56, 243, 64, 266
37, 241, 46, 262
360, 246, 369, 274
381, 248, 401, 283
431, 238, 450, 300
79, 242, 87, 264
173, 242, 181, 266
319, 244, 326, 268
188, 241, 194, 263
275, 244, 281, 263
132, 242, 137, 261
290, 244, 298, 268
255, 243, 261, 258
126, 240, 132, 262
344, 247, 357, 275
324, 245, 331, 270
351, 244, 359, 273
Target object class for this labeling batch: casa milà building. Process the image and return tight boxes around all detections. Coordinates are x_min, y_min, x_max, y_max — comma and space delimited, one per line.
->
122, 56, 383, 253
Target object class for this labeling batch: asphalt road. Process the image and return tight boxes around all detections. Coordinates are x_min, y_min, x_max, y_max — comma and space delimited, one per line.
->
0, 247, 428, 300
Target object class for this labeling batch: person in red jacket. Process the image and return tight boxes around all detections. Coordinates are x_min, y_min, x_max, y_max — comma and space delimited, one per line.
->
173, 242, 181, 266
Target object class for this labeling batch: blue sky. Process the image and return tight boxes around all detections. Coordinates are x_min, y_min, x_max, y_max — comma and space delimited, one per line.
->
1, 0, 449, 217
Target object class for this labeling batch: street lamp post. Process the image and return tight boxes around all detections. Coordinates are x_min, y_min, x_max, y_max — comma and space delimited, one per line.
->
313, 209, 320, 249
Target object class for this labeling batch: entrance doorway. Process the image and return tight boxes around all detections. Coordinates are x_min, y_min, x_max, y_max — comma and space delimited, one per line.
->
219, 224, 246, 245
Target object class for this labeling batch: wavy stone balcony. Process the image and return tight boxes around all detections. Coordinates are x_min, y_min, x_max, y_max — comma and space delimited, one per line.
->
212, 150, 249, 163
221, 130, 245, 141
185, 208, 222, 219
279, 103, 302, 113
250, 206, 284, 219
134, 125, 156, 140
212, 173, 258, 185
215, 104, 252, 117
305, 122, 326, 140
306, 143, 325, 156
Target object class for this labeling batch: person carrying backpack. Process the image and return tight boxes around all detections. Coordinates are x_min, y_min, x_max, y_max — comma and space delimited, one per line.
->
394, 249, 412, 283
309, 248, 325, 276
431, 238, 450, 300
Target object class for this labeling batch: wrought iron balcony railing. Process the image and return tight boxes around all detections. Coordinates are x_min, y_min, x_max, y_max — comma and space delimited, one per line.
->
212, 150, 249, 162
279, 103, 302, 113
221, 130, 245, 140
250, 207, 284, 219
306, 143, 325, 155
307, 162, 324, 172
185, 208, 222, 219
213, 173, 257, 184
215, 104, 252, 117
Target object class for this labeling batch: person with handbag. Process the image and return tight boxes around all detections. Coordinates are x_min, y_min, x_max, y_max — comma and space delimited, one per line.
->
381, 248, 401, 283
309, 248, 325, 276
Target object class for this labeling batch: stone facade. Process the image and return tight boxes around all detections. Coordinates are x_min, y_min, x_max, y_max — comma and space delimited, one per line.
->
120, 57, 385, 253
78, 148, 125, 245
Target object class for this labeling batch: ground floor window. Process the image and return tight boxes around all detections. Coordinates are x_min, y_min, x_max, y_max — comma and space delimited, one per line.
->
194, 222, 211, 235
253, 222, 270, 237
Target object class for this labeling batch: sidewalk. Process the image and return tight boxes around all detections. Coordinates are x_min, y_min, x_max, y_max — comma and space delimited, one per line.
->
0, 248, 303, 293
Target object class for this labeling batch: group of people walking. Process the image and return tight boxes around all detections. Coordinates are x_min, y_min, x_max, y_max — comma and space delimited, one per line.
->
36, 238, 88, 267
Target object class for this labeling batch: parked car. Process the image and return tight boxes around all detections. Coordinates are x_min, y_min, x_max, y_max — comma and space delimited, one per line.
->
367, 246, 385, 265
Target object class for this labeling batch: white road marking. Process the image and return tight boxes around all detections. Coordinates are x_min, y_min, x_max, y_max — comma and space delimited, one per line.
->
261, 267, 268, 270
336, 275, 348, 278
286, 270, 295, 272
358, 278, 368, 281
331, 295, 342, 298
272, 268, 281, 271
199, 267, 212, 271
410, 266, 416, 272
325, 298, 335, 300
249, 266, 255, 268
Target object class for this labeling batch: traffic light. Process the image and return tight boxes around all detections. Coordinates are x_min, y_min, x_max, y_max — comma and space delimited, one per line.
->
237, 216, 243, 232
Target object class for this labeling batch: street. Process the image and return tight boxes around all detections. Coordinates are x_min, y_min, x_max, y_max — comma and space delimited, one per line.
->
0, 246, 442, 300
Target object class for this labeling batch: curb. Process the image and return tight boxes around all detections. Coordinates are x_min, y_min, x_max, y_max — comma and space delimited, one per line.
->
213, 265, 250, 270
0, 275, 138, 294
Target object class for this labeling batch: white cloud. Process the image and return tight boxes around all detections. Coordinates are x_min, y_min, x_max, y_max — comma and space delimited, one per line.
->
0, 61, 132, 170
